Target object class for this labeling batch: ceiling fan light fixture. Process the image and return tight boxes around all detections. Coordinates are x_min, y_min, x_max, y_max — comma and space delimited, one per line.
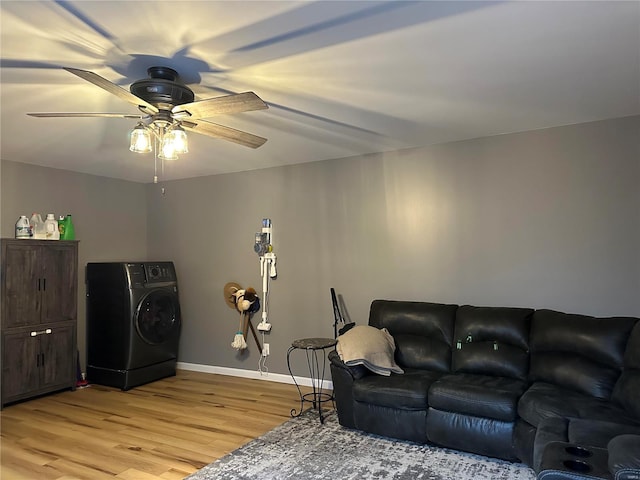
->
129, 123, 152, 153
169, 125, 188, 154
159, 134, 179, 161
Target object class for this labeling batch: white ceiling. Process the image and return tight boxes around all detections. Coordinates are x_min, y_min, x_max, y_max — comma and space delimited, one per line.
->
1, 1, 638, 183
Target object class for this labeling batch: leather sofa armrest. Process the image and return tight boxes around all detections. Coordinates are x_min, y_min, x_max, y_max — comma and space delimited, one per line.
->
538, 442, 609, 480
328, 350, 370, 380
608, 435, 640, 480
329, 349, 368, 429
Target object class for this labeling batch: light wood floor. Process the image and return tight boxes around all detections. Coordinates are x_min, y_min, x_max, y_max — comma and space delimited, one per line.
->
0, 370, 317, 480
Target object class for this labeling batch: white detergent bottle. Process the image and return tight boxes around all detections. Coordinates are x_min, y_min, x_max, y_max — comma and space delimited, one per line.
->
15, 215, 30, 239
44, 214, 60, 240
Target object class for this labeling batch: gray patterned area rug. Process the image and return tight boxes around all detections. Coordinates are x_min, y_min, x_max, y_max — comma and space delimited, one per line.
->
185, 409, 537, 480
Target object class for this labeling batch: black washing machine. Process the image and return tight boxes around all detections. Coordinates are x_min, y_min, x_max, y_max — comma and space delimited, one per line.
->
86, 262, 181, 390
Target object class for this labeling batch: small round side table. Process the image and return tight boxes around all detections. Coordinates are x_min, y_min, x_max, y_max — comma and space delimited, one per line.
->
287, 337, 337, 424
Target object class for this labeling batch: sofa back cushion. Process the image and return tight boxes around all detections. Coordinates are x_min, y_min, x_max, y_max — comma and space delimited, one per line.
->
369, 300, 457, 372
452, 305, 533, 380
530, 309, 637, 399
612, 321, 640, 418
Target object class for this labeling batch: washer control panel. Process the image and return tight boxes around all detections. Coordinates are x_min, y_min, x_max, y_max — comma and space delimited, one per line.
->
124, 262, 177, 287
143, 262, 176, 283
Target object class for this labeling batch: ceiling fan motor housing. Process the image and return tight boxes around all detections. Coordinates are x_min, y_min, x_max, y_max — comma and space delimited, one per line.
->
130, 66, 195, 108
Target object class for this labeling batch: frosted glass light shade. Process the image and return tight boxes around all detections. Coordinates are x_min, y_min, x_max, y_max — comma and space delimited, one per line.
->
169, 126, 188, 154
129, 124, 152, 153
159, 135, 179, 160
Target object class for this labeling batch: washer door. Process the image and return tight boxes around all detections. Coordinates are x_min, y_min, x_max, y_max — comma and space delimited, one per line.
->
135, 289, 181, 345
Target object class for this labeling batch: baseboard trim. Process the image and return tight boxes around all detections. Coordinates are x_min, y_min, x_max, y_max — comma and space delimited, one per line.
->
177, 362, 334, 390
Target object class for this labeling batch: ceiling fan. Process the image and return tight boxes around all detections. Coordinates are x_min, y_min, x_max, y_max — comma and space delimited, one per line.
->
27, 66, 269, 153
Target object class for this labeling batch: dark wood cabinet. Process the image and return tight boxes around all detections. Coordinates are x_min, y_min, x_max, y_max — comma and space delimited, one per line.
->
1, 239, 78, 407
2, 324, 75, 400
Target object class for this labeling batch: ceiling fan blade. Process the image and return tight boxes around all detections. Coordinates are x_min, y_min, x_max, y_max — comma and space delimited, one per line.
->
182, 120, 267, 149
63, 67, 159, 114
172, 92, 268, 120
27, 113, 144, 119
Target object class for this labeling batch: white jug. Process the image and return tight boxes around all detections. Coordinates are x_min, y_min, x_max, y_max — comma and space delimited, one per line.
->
30, 213, 46, 239
44, 214, 60, 240
15, 215, 30, 239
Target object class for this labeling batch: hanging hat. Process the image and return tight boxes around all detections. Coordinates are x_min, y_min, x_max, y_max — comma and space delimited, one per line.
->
223, 282, 242, 309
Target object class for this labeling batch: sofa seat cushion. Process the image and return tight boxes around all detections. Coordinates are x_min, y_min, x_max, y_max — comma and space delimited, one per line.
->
518, 382, 640, 427
570, 419, 640, 447
428, 373, 527, 421
353, 368, 442, 410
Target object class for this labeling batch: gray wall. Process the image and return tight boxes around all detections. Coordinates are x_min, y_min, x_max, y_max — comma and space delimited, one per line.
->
0, 160, 148, 367
2, 115, 639, 378
147, 116, 640, 378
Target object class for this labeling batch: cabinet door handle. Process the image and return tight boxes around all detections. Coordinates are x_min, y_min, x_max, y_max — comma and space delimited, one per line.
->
37, 278, 41, 291
30, 329, 52, 336
43, 278, 46, 291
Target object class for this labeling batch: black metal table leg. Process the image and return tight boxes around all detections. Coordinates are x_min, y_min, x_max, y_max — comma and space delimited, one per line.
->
287, 345, 305, 418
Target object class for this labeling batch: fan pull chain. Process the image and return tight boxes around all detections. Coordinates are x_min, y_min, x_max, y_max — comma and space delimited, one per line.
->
153, 135, 159, 184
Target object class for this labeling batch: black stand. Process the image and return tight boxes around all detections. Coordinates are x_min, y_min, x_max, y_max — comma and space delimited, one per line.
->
287, 337, 337, 424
